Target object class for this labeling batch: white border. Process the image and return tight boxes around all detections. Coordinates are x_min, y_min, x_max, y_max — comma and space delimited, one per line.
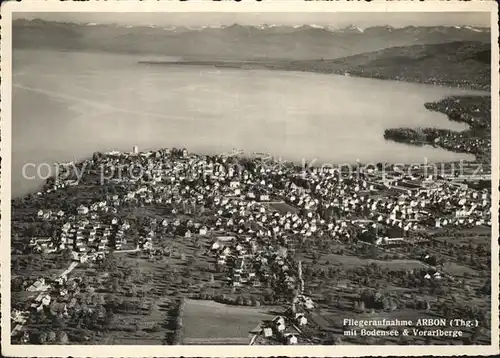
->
1, 1, 499, 357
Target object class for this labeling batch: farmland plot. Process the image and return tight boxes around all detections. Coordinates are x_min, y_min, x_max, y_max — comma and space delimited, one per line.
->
182, 299, 273, 344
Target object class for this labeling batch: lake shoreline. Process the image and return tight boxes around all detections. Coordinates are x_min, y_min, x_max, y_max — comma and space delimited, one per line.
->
138, 59, 490, 92
384, 96, 491, 164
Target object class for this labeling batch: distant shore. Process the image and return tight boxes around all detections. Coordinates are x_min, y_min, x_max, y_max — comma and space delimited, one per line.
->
139, 40, 491, 92
384, 96, 491, 164
138, 58, 490, 92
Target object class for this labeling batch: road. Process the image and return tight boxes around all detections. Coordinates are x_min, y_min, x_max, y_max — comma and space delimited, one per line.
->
113, 245, 141, 254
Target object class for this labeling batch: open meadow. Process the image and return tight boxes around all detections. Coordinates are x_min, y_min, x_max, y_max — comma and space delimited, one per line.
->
182, 299, 274, 344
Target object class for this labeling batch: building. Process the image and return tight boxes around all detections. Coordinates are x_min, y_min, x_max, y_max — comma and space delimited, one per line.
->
295, 313, 308, 326
77, 205, 89, 215
284, 332, 298, 345
272, 316, 286, 332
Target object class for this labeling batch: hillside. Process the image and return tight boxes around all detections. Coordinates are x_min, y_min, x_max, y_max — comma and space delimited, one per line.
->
12, 19, 491, 60
284, 41, 491, 90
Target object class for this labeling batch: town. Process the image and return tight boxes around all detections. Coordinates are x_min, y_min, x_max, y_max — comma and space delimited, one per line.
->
11, 146, 492, 345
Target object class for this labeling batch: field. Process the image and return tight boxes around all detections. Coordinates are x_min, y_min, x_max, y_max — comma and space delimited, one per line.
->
182, 299, 274, 343
441, 262, 479, 277
298, 252, 429, 270
432, 233, 491, 248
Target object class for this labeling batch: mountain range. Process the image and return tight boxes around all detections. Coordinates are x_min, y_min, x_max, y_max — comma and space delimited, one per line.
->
12, 19, 491, 60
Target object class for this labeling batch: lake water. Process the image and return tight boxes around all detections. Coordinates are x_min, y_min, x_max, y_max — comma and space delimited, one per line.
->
12, 49, 483, 198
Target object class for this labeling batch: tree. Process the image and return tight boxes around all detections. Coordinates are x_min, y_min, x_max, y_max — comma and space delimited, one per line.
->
105, 310, 115, 326
382, 297, 390, 311
62, 248, 73, 262
358, 301, 365, 313
54, 315, 66, 329
389, 298, 398, 312
38, 331, 48, 344
130, 284, 138, 297
111, 278, 120, 293
92, 152, 102, 162
47, 331, 57, 343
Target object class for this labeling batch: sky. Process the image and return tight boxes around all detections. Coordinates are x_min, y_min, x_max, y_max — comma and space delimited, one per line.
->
14, 12, 490, 28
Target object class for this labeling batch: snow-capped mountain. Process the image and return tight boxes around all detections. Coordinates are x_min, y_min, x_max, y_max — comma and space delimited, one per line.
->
339, 24, 365, 33
12, 19, 491, 60
464, 25, 484, 33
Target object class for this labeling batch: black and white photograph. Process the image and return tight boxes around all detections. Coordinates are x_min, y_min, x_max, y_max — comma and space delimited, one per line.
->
1, 1, 498, 356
